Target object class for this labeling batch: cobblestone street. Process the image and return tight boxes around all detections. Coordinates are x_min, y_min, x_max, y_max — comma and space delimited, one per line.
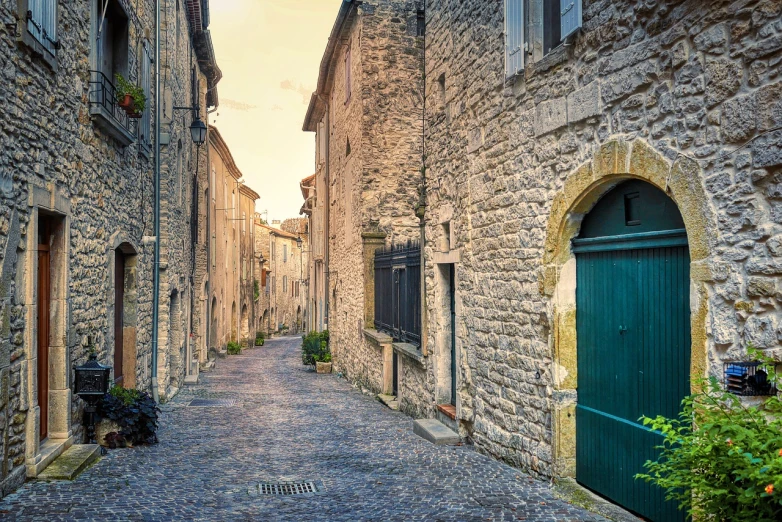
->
0, 337, 608, 521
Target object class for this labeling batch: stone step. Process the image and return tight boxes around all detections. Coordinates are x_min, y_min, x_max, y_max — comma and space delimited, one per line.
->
412, 419, 460, 446
377, 393, 399, 410
37, 444, 101, 481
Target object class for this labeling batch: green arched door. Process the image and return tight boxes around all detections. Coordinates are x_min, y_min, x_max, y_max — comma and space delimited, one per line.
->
574, 180, 690, 522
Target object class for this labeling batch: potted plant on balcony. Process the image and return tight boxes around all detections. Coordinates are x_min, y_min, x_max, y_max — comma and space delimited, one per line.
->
114, 73, 146, 118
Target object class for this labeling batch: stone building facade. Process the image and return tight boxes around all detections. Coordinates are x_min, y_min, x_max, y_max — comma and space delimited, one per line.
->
238, 185, 259, 346
303, 0, 782, 517
201, 126, 260, 356
0, 0, 219, 497
302, 0, 425, 389
254, 222, 307, 336
418, 0, 782, 517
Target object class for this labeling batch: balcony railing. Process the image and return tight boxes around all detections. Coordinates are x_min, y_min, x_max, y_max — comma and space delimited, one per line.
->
88, 70, 135, 146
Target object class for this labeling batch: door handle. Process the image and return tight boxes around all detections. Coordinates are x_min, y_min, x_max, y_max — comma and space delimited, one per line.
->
619, 325, 627, 334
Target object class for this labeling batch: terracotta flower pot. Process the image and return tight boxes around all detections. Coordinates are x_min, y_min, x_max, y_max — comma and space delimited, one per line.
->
316, 362, 332, 374
118, 94, 135, 113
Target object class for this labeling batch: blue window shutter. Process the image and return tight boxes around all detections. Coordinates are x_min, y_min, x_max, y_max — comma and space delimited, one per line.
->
504, 0, 524, 79
560, 0, 582, 39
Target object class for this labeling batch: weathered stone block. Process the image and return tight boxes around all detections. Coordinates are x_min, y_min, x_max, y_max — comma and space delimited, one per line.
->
601, 61, 657, 105
534, 97, 567, 137
752, 129, 782, 167
722, 93, 756, 143
566, 82, 600, 124
704, 57, 742, 108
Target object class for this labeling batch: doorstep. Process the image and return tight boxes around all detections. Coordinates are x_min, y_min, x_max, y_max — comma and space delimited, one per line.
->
377, 393, 399, 411
36, 444, 101, 481
26, 436, 74, 477
412, 419, 459, 446
436, 404, 456, 420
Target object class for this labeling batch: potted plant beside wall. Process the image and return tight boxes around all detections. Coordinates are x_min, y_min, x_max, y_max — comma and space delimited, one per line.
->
254, 332, 265, 346
114, 73, 146, 118
302, 330, 331, 373
96, 385, 160, 449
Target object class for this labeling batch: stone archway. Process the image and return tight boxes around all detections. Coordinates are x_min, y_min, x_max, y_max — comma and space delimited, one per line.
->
240, 304, 249, 346
541, 139, 718, 477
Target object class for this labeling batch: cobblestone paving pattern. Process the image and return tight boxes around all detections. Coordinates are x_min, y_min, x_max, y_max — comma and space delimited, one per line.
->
0, 336, 609, 521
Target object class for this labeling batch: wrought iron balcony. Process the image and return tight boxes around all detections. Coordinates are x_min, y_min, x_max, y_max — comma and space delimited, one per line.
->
88, 70, 135, 146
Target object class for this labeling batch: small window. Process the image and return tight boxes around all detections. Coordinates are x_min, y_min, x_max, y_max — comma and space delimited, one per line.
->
416, 10, 425, 37
283, 275, 287, 289
283, 244, 288, 263
344, 46, 352, 104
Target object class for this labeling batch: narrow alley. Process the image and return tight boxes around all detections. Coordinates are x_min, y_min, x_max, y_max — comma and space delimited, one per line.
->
0, 338, 606, 521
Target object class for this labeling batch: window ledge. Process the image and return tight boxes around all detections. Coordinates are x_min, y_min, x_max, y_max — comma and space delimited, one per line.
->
525, 45, 569, 79
363, 328, 393, 347
393, 342, 425, 367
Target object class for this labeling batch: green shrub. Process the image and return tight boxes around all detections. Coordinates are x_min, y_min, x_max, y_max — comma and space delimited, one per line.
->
227, 341, 241, 355
254, 331, 265, 346
99, 385, 160, 446
302, 330, 329, 365
636, 348, 782, 521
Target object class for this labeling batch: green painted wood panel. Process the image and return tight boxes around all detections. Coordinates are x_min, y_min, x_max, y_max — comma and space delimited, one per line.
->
576, 246, 690, 522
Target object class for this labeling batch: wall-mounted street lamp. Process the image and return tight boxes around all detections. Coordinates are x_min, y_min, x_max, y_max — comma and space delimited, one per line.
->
189, 116, 207, 147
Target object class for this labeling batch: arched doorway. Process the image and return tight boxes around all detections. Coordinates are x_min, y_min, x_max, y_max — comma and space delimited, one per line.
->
169, 290, 182, 391
574, 180, 689, 521
241, 304, 249, 346
210, 296, 218, 351
231, 301, 237, 342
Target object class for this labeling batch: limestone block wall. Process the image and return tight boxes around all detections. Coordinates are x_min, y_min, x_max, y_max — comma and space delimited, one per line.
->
324, 0, 426, 394
423, 0, 782, 478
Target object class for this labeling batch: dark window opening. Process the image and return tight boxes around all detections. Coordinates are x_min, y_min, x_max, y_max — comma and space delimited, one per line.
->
543, 0, 562, 56
97, 0, 129, 82
624, 192, 641, 226
416, 10, 425, 37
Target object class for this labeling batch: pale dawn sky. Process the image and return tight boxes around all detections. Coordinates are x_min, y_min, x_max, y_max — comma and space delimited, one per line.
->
208, 0, 342, 222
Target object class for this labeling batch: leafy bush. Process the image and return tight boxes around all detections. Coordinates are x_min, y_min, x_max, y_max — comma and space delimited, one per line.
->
227, 341, 241, 355
302, 330, 329, 365
636, 349, 782, 521
254, 331, 265, 346
253, 280, 260, 301
99, 385, 160, 446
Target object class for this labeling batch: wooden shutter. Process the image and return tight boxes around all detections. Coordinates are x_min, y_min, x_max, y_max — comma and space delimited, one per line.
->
27, 0, 58, 55
504, 0, 524, 79
141, 42, 152, 145
560, 0, 582, 39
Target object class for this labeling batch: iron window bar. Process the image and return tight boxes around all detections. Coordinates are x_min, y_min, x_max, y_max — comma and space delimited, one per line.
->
374, 240, 421, 347
88, 70, 134, 134
724, 362, 778, 396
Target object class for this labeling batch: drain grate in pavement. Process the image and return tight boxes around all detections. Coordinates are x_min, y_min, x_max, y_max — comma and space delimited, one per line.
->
187, 398, 237, 407
259, 481, 319, 495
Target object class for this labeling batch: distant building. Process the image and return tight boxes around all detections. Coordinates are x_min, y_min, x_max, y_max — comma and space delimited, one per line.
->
255, 222, 307, 336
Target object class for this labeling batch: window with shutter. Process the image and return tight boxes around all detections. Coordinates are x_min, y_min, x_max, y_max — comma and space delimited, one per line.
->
25, 0, 58, 56
504, 0, 524, 79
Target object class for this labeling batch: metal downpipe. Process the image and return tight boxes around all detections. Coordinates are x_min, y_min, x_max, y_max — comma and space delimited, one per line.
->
151, 0, 161, 402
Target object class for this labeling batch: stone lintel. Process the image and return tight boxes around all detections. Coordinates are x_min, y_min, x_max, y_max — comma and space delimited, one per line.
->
433, 249, 461, 264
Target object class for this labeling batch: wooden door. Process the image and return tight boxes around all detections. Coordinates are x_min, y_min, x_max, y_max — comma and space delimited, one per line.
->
574, 180, 690, 522
37, 238, 50, 440
114, 250, 125, 384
